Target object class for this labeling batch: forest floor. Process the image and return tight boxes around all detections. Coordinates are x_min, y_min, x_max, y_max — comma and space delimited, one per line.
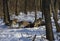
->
0, 11, 60, 41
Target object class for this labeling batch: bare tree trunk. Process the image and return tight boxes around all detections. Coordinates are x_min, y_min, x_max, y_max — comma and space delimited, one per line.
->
24, 0, 27, 14
58, 0, 60, 9
40, 0, 42, 11
34, 0, 37, 22
3, 0, 10, 25
15, 0, 18, 16
40, 0, 44, 19
54, 0, 60, 32
51, 0, 60, 32
34, 0, 37, 27
42, 0, 54, 41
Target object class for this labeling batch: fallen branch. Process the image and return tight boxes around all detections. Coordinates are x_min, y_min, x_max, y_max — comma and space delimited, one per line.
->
32, 35, 36, 41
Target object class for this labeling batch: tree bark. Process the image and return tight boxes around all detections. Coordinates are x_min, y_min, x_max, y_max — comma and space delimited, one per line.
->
24, 0, 27, 14
51, 0, 60, 32
34, 0, 37, 27
3, 0, 10, 25
15, 0, 18, 16
42, 0, 54, 41
34, 0, 37, 22
40, 0, 44, 19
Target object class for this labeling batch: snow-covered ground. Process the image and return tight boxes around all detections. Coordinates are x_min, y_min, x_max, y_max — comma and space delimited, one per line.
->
10, 11, 42, 23
0, 27, 47, 41
0, 26, 60, 41
0, 11, 60, 41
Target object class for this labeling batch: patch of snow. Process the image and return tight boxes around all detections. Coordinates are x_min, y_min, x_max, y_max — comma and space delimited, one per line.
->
58, 19, 60, 23
11, 23, 19, 28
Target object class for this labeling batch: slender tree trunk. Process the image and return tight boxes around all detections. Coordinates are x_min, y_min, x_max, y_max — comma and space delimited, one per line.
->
58, 0, 60, 9
3, 0, 10, 25
42, 0, 54, 41
34, 0, 37, 27
40, 0, 42, 11
15, 0, 18, 16
24, 0, 27, 14
34, 0, 37, 22
54, 0, 60, 32
40, 0, 44, 19
51, 0, 60, 32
